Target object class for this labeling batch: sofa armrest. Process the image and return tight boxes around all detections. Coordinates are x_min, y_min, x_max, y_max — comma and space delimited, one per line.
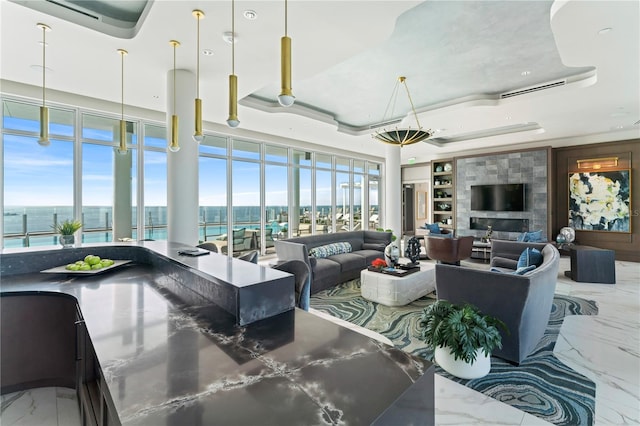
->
275, 240, 312, 269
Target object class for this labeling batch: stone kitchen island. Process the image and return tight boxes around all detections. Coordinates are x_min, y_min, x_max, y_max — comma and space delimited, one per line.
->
1, 242, 435, 425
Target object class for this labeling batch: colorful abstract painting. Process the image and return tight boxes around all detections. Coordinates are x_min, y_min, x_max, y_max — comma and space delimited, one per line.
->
569, 170, 631, 232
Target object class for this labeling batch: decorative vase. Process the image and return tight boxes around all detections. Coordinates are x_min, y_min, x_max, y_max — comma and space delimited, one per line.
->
59, 235, 75, 248
384, 242, 400, 267
434, 345, 491, 379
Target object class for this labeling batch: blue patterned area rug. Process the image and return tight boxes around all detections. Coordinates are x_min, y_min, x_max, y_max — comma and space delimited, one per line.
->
310, 279, 599, 426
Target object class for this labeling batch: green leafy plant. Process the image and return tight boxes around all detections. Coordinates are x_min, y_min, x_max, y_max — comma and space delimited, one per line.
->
419, 300, 507, 363
52, 219, 83, 235
375, 227, 397, 242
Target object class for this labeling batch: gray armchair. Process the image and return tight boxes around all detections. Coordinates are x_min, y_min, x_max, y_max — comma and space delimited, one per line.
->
272, 259, 311, 311
435, 242, 560, 364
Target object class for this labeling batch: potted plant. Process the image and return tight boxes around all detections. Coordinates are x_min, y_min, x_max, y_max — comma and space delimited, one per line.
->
375, 227, 397, 242
53, 219, 82, 248
419, 299, 507, 379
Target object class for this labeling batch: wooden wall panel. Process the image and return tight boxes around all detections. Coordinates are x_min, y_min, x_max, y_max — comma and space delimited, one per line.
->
553, 140, 639, 262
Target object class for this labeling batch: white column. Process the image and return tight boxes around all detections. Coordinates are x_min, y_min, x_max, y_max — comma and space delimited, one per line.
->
167, 69, 199, 245
384, 144, 402, 241
113, 141, 132, 241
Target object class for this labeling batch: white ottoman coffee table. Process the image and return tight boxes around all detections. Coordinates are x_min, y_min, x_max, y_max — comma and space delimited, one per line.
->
360, 263, 436, 306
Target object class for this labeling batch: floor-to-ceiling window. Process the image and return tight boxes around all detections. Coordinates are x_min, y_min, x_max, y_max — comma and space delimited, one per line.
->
264, 144, 288, 253
2, 96, 385, 251
291, 149, 312, 238
2, 100, 75, 248
230, 139, 260, 255
353, 160, 365, 231
369, 163, 381, 229
199, 135, 228, 244
81, 114, 137, 244
143, 124, 167, 241
315, 154, 332, 233
335, 157, 351, 233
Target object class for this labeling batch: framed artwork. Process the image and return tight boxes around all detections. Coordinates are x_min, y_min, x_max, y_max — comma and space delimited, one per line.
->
568, 170, 631, 232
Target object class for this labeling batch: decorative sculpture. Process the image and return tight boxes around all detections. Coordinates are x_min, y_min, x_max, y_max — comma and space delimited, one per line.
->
384, 242, 400, 267
559, 226, 575, 244
404, 237, 421, 265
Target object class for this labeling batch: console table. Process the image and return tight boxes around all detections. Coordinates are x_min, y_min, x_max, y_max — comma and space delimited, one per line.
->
471, 240, 492, 262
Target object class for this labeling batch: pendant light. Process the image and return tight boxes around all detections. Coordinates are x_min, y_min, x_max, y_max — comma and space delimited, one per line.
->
192, 9, 205, 143
36, 23, 51, 146
168, 40, 181, 152
278, 0, 295, 107
117, 48, 128, 155
226, 0, 240, 128
372, 76, 433, 147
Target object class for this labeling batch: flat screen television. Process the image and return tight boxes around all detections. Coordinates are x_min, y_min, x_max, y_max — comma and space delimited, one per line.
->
470, 183, 526, 211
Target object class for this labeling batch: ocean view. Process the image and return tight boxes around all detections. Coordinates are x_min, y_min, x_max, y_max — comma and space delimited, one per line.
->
2, 205, 357, 248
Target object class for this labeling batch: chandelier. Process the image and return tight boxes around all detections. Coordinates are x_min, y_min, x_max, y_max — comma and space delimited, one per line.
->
372, 76, 432, 147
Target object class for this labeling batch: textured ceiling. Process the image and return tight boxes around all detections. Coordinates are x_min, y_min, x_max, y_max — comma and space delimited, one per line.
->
249, 1, 595, 133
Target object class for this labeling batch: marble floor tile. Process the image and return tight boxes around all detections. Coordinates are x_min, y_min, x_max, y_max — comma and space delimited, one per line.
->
434, 375, 553, 425
0, 387, 80, 426
56, 387, 80, 426
0, 387, 58, 426
553, 258, 640, 426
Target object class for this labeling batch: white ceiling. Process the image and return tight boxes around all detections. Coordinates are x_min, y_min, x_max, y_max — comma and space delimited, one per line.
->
1, 0, 638, 164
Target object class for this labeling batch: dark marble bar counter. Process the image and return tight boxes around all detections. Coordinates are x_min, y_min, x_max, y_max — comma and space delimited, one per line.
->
1, 241, 294, 325
1, 244, 435, 425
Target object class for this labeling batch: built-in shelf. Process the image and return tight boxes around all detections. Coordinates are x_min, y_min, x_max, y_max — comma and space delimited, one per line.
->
431, 159, 455, 229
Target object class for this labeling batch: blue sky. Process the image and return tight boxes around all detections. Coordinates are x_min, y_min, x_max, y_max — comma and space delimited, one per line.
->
3, 115, 373, 209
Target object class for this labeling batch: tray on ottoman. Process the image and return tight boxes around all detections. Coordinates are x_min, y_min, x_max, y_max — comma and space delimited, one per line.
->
366, 266, 419, 277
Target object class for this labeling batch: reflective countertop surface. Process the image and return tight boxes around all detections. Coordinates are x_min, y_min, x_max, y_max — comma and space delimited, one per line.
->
2, 258, 434, 425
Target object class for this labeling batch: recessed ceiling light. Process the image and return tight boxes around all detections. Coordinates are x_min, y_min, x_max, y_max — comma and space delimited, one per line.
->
521, 71, 531, 76
222, 32, 236, 44
202, 49, 214, 56
244, 10, 257, 20
598, 27, 612, 35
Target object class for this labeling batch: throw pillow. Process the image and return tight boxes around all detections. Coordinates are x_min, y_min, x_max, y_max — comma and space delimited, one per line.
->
425, 223, 441, 234
309, 242, 353, 258
517, 230, 544, 242
517, 248, 543, 268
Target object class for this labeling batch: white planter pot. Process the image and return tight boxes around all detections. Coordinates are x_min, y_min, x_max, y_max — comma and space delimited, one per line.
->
434, 345, 491, 379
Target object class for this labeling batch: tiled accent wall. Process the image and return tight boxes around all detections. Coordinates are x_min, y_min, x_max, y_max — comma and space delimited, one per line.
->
456, 149, 548, 241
